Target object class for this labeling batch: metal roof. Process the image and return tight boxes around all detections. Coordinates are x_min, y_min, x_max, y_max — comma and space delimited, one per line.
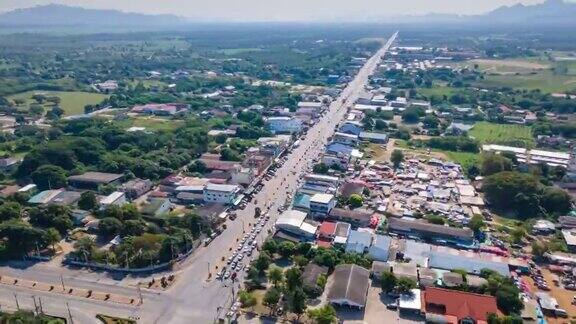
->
428, 251, 510, 276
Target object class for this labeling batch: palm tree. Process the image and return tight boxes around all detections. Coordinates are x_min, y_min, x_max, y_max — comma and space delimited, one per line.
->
267, 265, 283, 287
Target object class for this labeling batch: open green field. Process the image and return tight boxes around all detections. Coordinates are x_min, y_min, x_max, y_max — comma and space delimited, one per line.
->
469, 121, 535, 147
115, 116, 185, 132
417, 85, 457, 98
444, 151, 480, 171
8, 90, 108, 116
475, 70, 576, 93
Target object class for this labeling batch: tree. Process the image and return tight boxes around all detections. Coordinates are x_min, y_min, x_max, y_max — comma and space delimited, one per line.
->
481, 154, 512, 176
348, 194, 363, 208
262, 239, 278, 254
531, 241, 548, 259
263, 287, 281, 314
0, 202, 22, 221
287, 287, 307, 319
308, 305, 337, 324
268, 266, 284, 286
99, 217, 123, 237
278, 241, 296, 259
391, 149, 404, 168
30, 165, 67, 190
122, 219, 146, 236
510, 227, 526, 244
401, 108, 420, 123
285, 267, 303, 291
380, 271, 397, 292
482, 172, 541, 218
294, 255, 309, 267
468, 214, 485, 232
238, 290, 257, 308
45, 227, 61, 252
374, 119, 388, 130
422, 115, 439, 129
28, 205, 73, 234
395, 277, 417, 294
313, 163, 329, 174
254, 251, 272, 274
78, 191, 98, 211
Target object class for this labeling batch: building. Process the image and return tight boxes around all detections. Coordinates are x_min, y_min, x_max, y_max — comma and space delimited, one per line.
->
141, 198, 171, 217
68, 172, 124, 190
328, 264, 370, 308
532, 219, 556, 235
297, 101, 324, 110
482, 144, 572, 168
328, 208, 374, 227
309, 193, 337, 215
131, 103, 189, 115
322, 153, 350, 170
231, 167, 256, 186
399, 289, 422, 315
345, 230, 372, 254
334, 222, 351, 244
558, 215, 576, 229
27, 189, 64, 205
302, 263, 329, 294
99, 191, 127, 209
266, 116, 303, 134
0, 157, 21, 173
120, 178, 152, 200
203, 184, 241, 205
275, 210, 317, 239
358, 132, 389, 144
317, 221, 337, 240
388, 218, 474, 245
422, 287, 499, 324
50, 191, 81, 206
368, 235, 392, 262
338, 121, 364, 136
428, 251, 510, 276
561, 229, 576, 252
333, 132, 359, 146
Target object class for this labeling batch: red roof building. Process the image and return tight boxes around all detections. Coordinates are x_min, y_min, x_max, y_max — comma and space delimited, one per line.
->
317, 221, 337, 239
422, 287, 499, 324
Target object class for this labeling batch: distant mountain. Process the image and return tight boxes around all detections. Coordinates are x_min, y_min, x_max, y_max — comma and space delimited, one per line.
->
482, 0, 576, 24
0, 4, 186, 27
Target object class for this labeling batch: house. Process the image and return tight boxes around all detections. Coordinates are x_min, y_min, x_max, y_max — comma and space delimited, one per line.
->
334, 222, 351, 244
203, 183, 241, 205
328, 264, 370, 308
328, 208, 374, 227
99, 191, 127, 209
231, 167, 256, 186
422, 287, 499, 324
333, 132, 359, 146
309, 193, 336, 215
345, 230, 372, 254
50, 191, 82, 206
532, 219, 556, 235
558, 215, 576, 229
418, 268, 438, 287
297, 101, 324, 111
399, 289, 422, 315
317, 221, 337, 240
325, 142, 355, 156
387, 218, 475, 245
266, 117, 303, 134
441, 272, 465, 287
275, 210, 317, 239
358, 132, 389, 144
141, 198, 171, 217
370, 261, 391, 280
338, 121, 363, 136
120, 178, 152, 200
93, 80, 118, 92
322, 153, 350, 170
535, 292, 565, 317
339, 180, 365, 198
302, 263, 329, 294
68, 172, 124, 190
27, 189, 64, 205
388, 261, 419, 282
368, 235, 392, 262
0, 157, 21, 173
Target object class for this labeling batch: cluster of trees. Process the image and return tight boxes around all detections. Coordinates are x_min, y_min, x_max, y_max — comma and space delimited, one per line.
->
414, 136, 480, 153
380, 271, 418, 294
482, 171, 571, 218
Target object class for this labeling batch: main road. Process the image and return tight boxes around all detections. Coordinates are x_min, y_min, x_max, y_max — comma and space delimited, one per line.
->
153, 31, 398, 324
0, 31, 397, 323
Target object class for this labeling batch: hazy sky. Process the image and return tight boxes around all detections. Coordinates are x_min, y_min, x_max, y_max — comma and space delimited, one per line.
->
0, 0, 550, 21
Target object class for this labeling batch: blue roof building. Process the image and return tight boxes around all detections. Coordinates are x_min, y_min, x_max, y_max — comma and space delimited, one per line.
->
368, 235, 392, 262
346, 230, 372, 254
326, 142, 354, 156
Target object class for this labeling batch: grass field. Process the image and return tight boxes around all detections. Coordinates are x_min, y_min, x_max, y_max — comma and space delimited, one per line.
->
444, 151, 480, 171
476, 70, 576, 93
8, 90, 108, 116
116, 116, 185, 132
417, 85, 457, 98
469, 121, 535, 147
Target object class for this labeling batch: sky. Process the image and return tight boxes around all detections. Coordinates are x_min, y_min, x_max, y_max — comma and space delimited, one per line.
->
0, 0, 551, 21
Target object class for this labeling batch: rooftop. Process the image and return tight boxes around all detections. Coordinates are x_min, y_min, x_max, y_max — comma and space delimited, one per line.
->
68, 172, 123, 185
328, 264, 370, 307
310, 193, 335, 204
423, 287, 498, 322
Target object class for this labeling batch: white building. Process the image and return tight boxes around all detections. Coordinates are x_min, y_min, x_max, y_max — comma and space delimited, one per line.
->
231, 167, 256, 186
275, 209, 317, 238
99, 191, 127, 209
266, 117, 303, 134
483, 144, 571, 168
310, 193, 337, 215
333, 132, 359, 146
203, 183, 241, 205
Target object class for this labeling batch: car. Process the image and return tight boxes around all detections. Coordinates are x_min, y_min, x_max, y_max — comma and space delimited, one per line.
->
223, 272, 230, 280
386, 302, 398, 310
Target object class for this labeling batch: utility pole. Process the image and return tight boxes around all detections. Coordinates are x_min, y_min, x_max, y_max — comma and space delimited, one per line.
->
32, 296, 38, 315
13, 293, 19, 310
66, 302, 74, 324
38, 297, 44, 314
60, 274, 66, 291
137, 286, 143, 305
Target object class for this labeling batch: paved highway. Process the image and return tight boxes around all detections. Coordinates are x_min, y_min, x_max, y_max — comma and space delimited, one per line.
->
0, 31, 397, 324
